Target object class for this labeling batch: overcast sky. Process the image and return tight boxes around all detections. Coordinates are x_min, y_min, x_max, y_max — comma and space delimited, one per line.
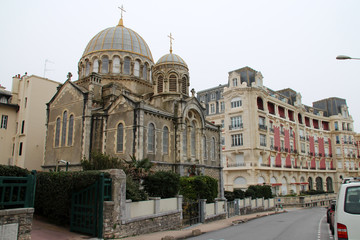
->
1, 0, 360, 131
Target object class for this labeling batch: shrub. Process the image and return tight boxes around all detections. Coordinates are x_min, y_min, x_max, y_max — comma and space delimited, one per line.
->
35, 171, 109, 225
81, 152, 123, 170
126, 175, 147, 202
143, 171, 180, 198
0, 165, 30, 176
180, 175, 218, 203
234, 189, 246, 199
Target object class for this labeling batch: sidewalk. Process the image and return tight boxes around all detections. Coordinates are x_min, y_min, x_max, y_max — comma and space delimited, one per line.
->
122, 209, 286, 240
30, 210, 286, 240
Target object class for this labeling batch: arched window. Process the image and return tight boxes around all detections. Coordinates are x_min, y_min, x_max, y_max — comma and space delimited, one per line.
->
163, 126, 169, 154
55, 117, 61, 147
117, 123, 124, 152
93, 59, 99, 73
157, 76, 163, 93
169, 74, 177, 92
112, 56, 120, 73
143, 63, 148, 80
134, 60, 140, 77
326, 177, 333, 192
85, 61, 90, 76
308, 177, 313, 190
124, 57, 131, 75
258, 176, 265, 184
257, 97, 264, 110
191, 122, 196, 157
182, 77, 187, 94
234, 177, 247, 185
101, 56, 109, 73
148, 123, 155, 153
203, 136, 207, 159
316, 177, 323, 191
183, 125, 187, 157
281, 177, 288, 195
67, 115, 74, 146
61, 111, 67, 146
210, 137, 215, 160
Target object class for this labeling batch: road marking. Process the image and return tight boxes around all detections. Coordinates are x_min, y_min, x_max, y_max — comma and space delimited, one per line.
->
318, 214, 326, 240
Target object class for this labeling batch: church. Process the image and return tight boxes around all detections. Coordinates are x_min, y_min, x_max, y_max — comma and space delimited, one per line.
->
43, 10, 223, 190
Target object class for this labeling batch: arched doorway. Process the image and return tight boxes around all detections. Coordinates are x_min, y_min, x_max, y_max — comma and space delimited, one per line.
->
316, 177, 323, 191
308, 177, 313, 190
326, 177, 333, 192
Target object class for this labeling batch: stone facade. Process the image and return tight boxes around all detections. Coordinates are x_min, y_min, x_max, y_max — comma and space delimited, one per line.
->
0, 208, 34, 240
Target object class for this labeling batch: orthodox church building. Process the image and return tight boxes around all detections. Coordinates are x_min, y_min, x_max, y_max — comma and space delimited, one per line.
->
43, 13, 223, 191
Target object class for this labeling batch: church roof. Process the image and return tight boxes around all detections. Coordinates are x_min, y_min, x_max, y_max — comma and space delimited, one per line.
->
82, 24, 153, 62
156, 53, 187, 67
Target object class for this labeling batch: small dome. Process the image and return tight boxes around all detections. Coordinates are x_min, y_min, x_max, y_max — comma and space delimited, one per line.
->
156, 53, 187, 67
82, 25, 153, 62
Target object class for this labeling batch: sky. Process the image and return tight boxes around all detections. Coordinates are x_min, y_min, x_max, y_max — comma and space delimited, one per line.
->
1, 0, 360, 131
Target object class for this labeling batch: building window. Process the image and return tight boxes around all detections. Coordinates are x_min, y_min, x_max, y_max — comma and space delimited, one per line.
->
210, 103, 215, 114
21, 120, 25, 134
260, 134, 266, 147
117, 123, 124, 152
134, 60, 140, 77
157, 76, 164, 93
182, 77, 187, 94
163, 126, 169, 154
93, 59, 99, 73
183, 126, 187, 157
210, 92, 216, 100
191, 122, 196, 157
221, 120, 224, 129
143, 63, 148, 80
85, 61, 90, 76
67, 115, 74, 146
220, 101, 225, 112
55, 117, 61, 147
112, 57, 120, 73
1, 115, 8, 129
169, 75, 177, 92
101, 56, 109, 74
231, 134, 243, 146
232, 78, 238, 87
148, 123, 155, 153
334, 122, 338, 131
230, 116, 242, 129
19, 142, 23, 156
124, 57, 131, 74
301, 143, 306, 153
231, 97, 242, 108
61, 111, 67, 146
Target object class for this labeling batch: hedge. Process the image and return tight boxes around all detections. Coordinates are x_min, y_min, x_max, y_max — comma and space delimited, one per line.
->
143, 171, 180, 198
35, 171, 109, 225
180, 175, 218, 203
0, 165, 30, 176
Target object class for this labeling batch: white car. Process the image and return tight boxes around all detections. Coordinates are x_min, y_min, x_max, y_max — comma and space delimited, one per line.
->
335, 178, 360, 240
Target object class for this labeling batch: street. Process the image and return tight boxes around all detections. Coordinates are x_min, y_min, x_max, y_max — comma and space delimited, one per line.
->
187, 207, 333, 240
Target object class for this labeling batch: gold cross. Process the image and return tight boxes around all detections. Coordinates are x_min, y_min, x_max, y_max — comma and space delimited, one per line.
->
118, 5, 126, 19
168, 33, 174, 53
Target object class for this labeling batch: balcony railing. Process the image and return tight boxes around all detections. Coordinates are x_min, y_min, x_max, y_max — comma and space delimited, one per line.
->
300, 136, 306, 141
229, 123, 243, 130
259, 124, 268, 131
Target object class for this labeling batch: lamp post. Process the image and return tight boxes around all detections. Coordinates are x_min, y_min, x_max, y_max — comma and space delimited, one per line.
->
336, 55, 360, 60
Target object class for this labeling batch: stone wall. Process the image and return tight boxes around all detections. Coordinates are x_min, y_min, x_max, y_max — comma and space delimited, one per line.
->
0, 208, 34, 240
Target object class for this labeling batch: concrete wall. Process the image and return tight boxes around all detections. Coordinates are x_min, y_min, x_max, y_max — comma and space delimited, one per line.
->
0, 208, 34, 240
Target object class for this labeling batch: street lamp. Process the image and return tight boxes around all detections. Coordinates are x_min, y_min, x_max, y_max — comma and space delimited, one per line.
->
336, 55, 360, 60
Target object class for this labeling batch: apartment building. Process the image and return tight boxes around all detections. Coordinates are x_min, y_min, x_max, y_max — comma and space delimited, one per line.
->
197, 66, 360, 195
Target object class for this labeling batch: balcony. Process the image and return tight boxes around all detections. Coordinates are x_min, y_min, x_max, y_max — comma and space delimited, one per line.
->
300, 136, 306, 141
227, 162, 246, 168
260, 163, 270, 167
229, 123, 243, 130
259, 124, 267, 131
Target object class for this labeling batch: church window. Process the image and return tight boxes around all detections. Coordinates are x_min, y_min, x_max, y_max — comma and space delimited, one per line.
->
210, 137, 215, 160
148, 123, 155, 153
19, 142, 23, 156
169, 75, 177, 92
55, 117, 61, 147
124, 57, 131, 74
203, 136, 207, 159
67, 115, 74, 146
61, 111, 67, 146
143, 63, 148, 80
163, 126, 169, 154
134, 60, 140, 77
157, 76, 163, 93
182, 77, 187, 94
191, 122, 196, 157
183, 125, 188, 157
112, 57, 120, 73
93, 59, 99, 73
117, 123, 124, 152
101, 56, 109, 73
85, 61, 90, 76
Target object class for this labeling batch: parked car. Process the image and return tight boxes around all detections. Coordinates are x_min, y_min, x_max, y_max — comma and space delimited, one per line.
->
334, 178, 360, 240
327, 200, 336, 223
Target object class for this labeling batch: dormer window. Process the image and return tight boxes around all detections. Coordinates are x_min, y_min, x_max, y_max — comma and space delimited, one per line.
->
232, 78, 238, 87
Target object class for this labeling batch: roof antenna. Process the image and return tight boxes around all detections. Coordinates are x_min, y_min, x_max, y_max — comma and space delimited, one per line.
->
44, 59, 55, 78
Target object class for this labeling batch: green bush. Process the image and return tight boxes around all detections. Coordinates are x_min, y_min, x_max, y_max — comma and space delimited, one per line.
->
81, 152, 123, 170
143, 171, 180, 198
234, 189, 245, 199
180, 176, 218, 203
0, 165, 30, 176
126, 175, 147, 202
35, 171, 109, 225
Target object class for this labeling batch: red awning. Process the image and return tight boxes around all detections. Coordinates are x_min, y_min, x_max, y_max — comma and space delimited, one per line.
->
300, 182, 309, 185
271, 183, 282, 186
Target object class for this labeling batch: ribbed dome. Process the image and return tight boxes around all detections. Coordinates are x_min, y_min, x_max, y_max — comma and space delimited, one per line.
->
82, 25, 153, 62
156, 53, 187, 67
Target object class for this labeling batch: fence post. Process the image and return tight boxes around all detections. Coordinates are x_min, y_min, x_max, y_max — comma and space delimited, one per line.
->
150, 197, 161, 214
199, 199, 206, 223
235, 199, 240, 215
177, 195, 183, 220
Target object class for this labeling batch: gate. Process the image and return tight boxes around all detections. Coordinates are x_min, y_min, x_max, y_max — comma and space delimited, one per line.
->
70, 174, 111, 238
227, 200, 236, 218
182, 200, 200, 226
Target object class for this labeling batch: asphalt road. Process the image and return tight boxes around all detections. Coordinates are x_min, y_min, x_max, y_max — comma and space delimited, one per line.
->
187, 207, 333, 240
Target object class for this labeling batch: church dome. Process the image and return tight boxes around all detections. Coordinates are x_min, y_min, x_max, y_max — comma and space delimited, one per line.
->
156, 53, 187, 67
82, 24, 153, 62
